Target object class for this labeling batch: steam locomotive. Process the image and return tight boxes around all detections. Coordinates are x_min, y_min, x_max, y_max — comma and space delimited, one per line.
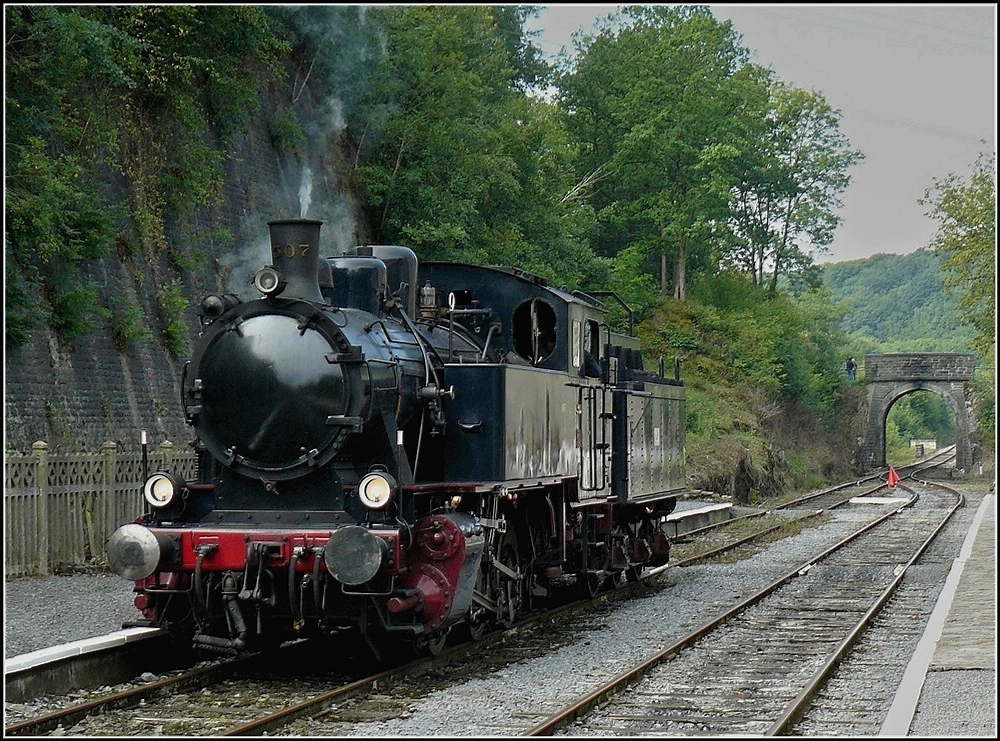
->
107, 218, 686, 657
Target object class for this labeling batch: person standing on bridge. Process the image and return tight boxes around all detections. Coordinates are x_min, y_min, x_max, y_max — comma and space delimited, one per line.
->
846, 357, 858, 381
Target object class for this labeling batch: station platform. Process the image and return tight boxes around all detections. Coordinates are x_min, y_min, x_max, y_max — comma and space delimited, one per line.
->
664, 501, 732, 537
882, 490, 996, 736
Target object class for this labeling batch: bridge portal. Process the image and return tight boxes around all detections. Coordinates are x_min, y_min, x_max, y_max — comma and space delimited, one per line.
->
861, 353, 977, 472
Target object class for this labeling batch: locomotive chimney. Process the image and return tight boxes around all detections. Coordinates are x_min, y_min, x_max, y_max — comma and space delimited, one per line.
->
266, 218, 324, 302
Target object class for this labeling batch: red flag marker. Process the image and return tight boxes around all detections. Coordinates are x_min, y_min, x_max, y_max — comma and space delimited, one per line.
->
887, 467, 900, 488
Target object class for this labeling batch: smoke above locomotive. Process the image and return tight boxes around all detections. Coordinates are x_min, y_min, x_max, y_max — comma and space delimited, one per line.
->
107, 217, 686, 658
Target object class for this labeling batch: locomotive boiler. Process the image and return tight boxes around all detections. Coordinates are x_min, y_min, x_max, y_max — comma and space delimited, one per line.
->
107, 217, 686, 657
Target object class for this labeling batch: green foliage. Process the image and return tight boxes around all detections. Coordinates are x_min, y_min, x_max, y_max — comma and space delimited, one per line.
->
969, 365, 995, 448
920, 151, 996, 357
356, 4, 526, 256
48, 282, 112, 341
6, 7, 130, 345
489, 5, 553, 92
884, 392, 957, 466
268, 109, 307, 154
354, 5, 602, 285
559, 5, 754, 300
888, 393, 956, 445
108, 5, 289, 140
820, 250, 977, 351
107, 4, 290, 264
111, 297, 153, 352
823, 247, 991, 453
169, 226, 235, 275
274, 5, 395, 134
607, 243, 661, 328
724, 81, 865, 291
640, 269, 850, 427
684, 386, 723, 438
7, 5, 989, 472
884, 417, 915, 466
4, 259, 34, 348
5, 5, 289, 349
5, 130, 119, 342
556, 7, 862, 302
158, 281, 189, 357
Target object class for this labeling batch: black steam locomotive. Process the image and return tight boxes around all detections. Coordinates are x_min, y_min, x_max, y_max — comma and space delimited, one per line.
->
107, 218, 686, 657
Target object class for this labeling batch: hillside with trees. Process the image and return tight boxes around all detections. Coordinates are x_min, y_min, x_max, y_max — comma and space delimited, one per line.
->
5, 5, 994, 497
821, 249, 977, 352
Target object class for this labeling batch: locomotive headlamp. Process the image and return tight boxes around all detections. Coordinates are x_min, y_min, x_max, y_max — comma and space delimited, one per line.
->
253, 266, 286, 296
143, 471, 182, 509
357, 471, 396, 510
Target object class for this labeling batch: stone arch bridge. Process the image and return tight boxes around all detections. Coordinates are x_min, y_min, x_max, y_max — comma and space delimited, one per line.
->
860, 353, 977, 472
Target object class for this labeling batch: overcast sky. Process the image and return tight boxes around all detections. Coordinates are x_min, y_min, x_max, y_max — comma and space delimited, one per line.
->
524, 4, 996, 264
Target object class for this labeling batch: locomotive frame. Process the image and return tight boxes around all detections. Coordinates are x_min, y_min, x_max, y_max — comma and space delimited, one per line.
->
107, 218, 686, 657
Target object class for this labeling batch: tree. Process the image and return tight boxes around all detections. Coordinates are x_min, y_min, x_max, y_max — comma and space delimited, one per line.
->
355, 5, 523, 255
353, 5, 603, 285
919, 151, 996, 358
723, 81, 864, 294
557, 5, 756, 306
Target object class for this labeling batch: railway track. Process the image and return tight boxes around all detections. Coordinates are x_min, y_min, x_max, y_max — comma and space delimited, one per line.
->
671, 448, 955, 565
6, 454, 964, 736
266, 473, 964, 736
532, 474, 962, 735
5, 591, 622, 736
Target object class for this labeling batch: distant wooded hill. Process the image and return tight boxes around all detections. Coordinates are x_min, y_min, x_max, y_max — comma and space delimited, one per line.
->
820, 248, 975, 353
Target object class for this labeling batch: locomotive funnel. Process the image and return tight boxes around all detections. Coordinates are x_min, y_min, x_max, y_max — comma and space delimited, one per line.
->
266, 218, 324, 302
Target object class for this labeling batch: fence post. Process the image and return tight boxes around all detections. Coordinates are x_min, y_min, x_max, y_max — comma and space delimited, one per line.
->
32, 441, 49, 576
159, 440, 174, 471
98, 441, 117, 563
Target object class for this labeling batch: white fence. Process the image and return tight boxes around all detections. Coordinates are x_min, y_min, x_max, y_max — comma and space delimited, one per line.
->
4, 441, 199, 578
